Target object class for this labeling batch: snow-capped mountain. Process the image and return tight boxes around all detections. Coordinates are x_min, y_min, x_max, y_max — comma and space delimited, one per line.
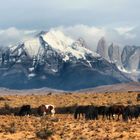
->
0, 30, 131, 90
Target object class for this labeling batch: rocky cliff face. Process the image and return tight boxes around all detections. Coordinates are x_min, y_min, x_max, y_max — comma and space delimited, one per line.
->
108, 43, 122, 67
121, 46, 140, 71
96, 37, 109, 60
96, 38, 140, 82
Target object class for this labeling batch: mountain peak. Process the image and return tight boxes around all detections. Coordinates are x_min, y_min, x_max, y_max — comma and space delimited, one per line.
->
76, 37, 87, 48
96, 37, 109, 60
36, 31, 48, 37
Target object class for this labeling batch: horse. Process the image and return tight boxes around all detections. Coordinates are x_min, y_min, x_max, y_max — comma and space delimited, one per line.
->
85, 106, 98, 120
18, 105, 31, 116
108, 105, 125, 120
122, 105, 140, 121
97, 106, 110, 119
37, 104, 55, 116
74, 105, 89, 119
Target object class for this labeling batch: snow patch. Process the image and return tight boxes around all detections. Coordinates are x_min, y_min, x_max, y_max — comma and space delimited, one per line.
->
28, 73, 36, 78
24, 38, 41, 58
42, 29, 100, 61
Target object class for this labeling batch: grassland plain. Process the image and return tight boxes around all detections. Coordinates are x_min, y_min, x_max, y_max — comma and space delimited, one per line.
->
0, 91, 139, 139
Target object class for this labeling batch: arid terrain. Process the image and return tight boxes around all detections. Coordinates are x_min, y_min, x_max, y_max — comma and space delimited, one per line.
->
0, 89, 140, 139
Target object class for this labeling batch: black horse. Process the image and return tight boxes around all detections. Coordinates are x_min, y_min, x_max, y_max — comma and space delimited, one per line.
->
122, 105, 140, 121
74, 105, 98, 120
85, 106, 98, 120
18, 105, 31, 116
108, 105, 125, 120
74, 105, 89, 119
97, 106, 110, 119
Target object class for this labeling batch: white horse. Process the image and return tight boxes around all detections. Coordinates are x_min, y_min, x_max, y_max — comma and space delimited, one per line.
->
44, 104, 55, 116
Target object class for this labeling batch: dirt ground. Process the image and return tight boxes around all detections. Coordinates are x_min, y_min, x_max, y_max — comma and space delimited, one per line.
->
0, 91, 140, 140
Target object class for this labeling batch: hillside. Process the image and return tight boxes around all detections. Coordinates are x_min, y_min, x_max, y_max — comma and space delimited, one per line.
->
78, 82, 140, 93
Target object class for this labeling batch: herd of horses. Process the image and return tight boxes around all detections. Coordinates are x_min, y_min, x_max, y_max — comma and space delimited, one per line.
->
18, 104, 55, 116
16, 103, 140, 122
74, 105, 140, 121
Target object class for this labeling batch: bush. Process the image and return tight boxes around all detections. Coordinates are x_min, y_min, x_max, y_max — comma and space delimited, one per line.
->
127, 100, 132, 104
4, 102, 10, 110
36, 128, 53, 139
47, 92, 52, 96
6, 123, 16, 134
0, 97, 6, 101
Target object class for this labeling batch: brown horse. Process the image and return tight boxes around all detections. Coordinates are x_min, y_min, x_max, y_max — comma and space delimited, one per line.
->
109, 105, 125, 120
37, 104, 55, 116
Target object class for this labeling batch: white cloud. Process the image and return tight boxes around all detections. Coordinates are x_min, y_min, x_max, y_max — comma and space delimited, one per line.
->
54, 25, 106, 50
115, 26, 136, 39
115, 26, 135, 35
54, 25, 137, 50
0, 27, 36, 46
0, 25, 138, 50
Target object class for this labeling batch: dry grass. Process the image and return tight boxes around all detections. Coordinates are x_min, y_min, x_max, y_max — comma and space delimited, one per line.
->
0, 91, 139, 139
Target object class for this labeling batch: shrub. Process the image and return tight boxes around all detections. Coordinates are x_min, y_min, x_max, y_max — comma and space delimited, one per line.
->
0, 97, 6, 101
127, 100, 132, 104
6, 123, 16, 134
47, 92, 52, 96
4, 102, 10, 110
36, 127, 53, 139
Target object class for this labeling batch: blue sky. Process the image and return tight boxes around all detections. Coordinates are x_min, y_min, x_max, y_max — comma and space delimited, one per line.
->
0, 0, 140, 48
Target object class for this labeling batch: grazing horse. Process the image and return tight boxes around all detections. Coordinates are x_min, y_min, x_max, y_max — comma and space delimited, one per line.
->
37, 104, 55, 116
122, 105, 140, 121
18, 105, 31, 116
74, 105, 89, 119
108, 105, 125, 120
97, 106, 110, 119
85, 106, 98, 120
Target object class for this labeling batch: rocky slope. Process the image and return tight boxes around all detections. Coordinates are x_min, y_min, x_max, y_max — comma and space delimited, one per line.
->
96, 37, 109, 60
97, 37, 140, 81
121, 45, 140, 72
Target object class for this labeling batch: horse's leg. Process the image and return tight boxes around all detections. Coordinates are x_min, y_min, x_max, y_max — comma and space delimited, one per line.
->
112, 113, 115, 120
102, 114, 104, 120
81, 113, 84, 119
117, 114, 120, 120
106, 113, 108, 120
109, 114, 110, 120
96, 113, 98, 120
129, 115, 132, 121
74, 112, 77, 119
107, 112, 109, 120
43, 111, 46, 116
51, 113, 54, 117
78, 113, 80, 119
109, 113, 112, 120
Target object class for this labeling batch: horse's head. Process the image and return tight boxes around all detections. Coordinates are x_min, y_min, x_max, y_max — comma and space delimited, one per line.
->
48, 105, 54, 111
48, 105, 55, 116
